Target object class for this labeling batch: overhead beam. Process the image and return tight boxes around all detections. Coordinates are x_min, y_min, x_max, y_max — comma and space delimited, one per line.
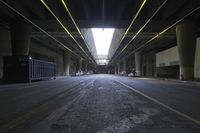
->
113, 6, 200, 65
41, 0, 95, 64
32, 19, 175, 29
109, 0, 168, 65
32, 31, 81, 38
61, 0, 96, 64
0, 0, 84, 60
125, 32, 175, 38
119, 0, 148, 44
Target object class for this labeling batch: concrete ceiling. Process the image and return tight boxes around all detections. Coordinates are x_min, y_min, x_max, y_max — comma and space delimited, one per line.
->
80, 28, 98, 61
0, 0, 200, 65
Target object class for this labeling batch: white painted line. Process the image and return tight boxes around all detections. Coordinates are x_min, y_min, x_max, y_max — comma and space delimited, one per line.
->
113, 80, 200, 126
0, 79, 88, 132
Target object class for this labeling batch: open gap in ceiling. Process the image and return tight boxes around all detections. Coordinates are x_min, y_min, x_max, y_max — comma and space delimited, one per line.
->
92, 28, 114, 65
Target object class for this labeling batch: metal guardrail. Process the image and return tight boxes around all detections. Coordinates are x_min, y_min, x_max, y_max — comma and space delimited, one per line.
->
3, 56, 56, 83
29, 59, 56, 81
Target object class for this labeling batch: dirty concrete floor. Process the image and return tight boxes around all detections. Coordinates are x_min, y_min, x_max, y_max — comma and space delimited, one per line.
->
0, 75, 199, 133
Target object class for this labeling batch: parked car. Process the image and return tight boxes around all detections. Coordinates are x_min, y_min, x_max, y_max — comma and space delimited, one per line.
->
120, 71, 127, 76
76, 70, 84, 76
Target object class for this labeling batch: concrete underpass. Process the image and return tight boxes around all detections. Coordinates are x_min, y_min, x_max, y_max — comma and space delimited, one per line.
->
0, 0, 200, 132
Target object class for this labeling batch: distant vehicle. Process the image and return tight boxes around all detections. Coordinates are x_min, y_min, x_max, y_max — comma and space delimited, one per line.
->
120, 71, 127, 76
128, 68, 137, 77
76, 70, 84, 76
71, 70, 93, 76
128, 72, 134, 77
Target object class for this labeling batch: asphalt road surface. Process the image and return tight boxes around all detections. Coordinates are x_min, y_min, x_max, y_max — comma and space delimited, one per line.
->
0, 74, 199, 133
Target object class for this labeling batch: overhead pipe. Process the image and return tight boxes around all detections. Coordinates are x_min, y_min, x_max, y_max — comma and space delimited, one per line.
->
0, 0, 83, 59
61, 0, 96, 64
116, 6, 200, 64
109, 0, 168, 65
41, 0, 95, 64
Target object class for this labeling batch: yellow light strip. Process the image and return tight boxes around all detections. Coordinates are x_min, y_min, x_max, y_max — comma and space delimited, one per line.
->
115, 80, 200, 126
41, 0, 95, 64
120, 0, 168, 53
117, 6, 200, 64
61, 0, 95, 63
0, 0, 84, 59
61, 0, 84, 39
41, 0, 70, 34
135, 6, 200, 51
119, 0, 148, 45
110, 0, 167, 64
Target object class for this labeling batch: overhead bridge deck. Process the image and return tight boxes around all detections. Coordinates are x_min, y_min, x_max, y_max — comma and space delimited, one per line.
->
0, 0, 200, 132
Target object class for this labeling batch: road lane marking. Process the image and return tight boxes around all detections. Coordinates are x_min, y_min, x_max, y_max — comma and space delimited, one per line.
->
0, 101, 49, 133
113, 80, 200, 126
35, 92, 86, 133
0, 79, 88, 132
28, 79, 95, 132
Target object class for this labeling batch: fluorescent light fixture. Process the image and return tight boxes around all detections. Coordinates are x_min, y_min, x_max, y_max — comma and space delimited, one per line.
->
92, 28, 114, 55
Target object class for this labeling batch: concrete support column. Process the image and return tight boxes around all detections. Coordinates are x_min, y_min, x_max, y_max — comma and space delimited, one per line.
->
135, 51, 142, 76
194, 37, 200, 80
10, 21, 32, 56
114, 65, 117, 74
78, 58, 83, 71
63, 50, 71, 76
176, 22, 197, 80
122, 60, 126, 72
0, 27, 11, 78
88, 64, 91, 72
117, 63, 120, 74
85, 63, 88, 72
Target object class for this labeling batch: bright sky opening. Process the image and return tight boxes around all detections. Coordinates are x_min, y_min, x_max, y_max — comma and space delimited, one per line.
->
92, 28, 114, 55
98, 59, 108, 65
